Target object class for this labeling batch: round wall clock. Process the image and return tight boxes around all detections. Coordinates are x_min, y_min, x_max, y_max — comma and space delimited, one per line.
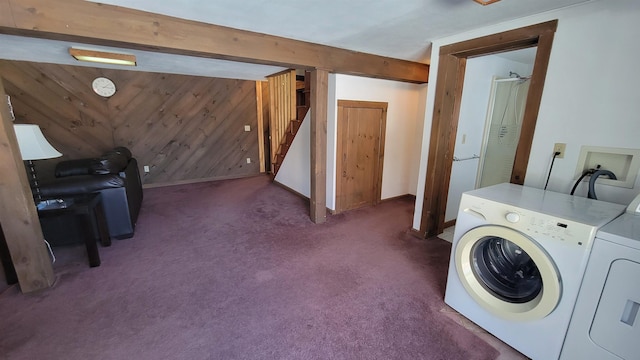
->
92, 77, 116, 97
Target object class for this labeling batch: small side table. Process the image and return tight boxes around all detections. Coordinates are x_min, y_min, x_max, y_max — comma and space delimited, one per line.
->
38, 193, 110, 267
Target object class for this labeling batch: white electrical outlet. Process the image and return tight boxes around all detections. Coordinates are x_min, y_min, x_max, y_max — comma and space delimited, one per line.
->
246, 158, 251, 164
244, 125, 251, 132
553, 143, 566, 158
143, 165, 150, 173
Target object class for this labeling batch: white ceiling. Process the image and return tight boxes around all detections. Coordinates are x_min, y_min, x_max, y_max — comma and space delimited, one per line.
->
0, 0, 590, 80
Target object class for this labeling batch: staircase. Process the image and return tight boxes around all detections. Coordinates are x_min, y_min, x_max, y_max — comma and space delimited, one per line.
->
270, 71, 310, 176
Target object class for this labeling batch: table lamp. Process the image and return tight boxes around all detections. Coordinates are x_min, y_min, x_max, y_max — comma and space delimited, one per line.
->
13, 124, 63, 202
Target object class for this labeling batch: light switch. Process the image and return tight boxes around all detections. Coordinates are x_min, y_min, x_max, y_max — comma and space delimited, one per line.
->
244, 125, 251, 132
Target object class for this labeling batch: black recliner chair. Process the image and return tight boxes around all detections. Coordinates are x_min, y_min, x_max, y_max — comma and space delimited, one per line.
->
39, 147, 143, 240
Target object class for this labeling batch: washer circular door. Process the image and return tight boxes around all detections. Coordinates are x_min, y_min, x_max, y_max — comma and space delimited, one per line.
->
455, 225, 561, 321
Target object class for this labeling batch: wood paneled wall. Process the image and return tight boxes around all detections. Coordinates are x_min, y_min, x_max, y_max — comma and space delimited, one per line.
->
0, 60, 261, 185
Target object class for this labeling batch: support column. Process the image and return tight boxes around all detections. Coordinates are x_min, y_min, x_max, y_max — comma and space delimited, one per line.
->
309, 69, 328, 224
0, 78, 55, 293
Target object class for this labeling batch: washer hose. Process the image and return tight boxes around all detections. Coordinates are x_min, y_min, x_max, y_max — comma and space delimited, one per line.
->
587, 170, 617, 200
570, 170, 591, 196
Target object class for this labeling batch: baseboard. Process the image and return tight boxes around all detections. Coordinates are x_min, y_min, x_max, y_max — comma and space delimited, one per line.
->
142, 173, 265, 189
272, 180, 310, 202
272, 180, 338, 215
380, 194, 416, 203
408, 227, 425, 239
443, 219, 456, 229
270, 182, 416, 217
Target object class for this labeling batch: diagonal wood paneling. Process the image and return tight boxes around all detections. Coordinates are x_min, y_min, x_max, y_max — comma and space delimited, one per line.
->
0, 60, 261, 185
0, 61, 113, 159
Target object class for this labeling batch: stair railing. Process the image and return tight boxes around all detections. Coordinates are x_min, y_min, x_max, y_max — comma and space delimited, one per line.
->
267, 69, 296, 173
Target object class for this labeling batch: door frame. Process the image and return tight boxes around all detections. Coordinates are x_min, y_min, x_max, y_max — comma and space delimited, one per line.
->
420, 20, 558, 237
335, 100, 388, 213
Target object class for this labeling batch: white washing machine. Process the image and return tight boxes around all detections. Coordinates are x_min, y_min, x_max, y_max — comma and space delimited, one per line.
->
560, 212, 640, 360
444, 183, 626, 360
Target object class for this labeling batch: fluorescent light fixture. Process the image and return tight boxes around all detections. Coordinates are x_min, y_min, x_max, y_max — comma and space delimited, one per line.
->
474, 0, 501, 5
69, 47, 137, 66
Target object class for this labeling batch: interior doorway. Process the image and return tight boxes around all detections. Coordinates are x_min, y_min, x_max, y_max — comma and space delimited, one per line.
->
419, 20, 558, 238
336, 100, 388, 213
444, 48, 536, 227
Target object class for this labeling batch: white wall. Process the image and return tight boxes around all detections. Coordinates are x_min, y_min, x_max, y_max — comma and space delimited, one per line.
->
411, 85, 429, 195
274, 111, 311, 197
276, 74, 426, 211
445, 54, 535, 222
414, 0, 640, 230
333, 75, 425, 203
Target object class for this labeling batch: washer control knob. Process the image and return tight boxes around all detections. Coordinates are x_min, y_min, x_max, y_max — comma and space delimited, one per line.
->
506, 212, 520, 223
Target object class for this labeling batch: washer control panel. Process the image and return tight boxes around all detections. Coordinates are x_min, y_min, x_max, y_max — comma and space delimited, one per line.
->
461, 196, 597, 247
505, 212, 520, 223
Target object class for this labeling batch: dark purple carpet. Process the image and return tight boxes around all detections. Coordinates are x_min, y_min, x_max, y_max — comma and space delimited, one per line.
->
0, 175, 498, 359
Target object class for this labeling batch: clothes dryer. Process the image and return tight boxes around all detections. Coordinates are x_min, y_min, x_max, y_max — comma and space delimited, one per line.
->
560, 212, 640, 360
444, 183, 625, 360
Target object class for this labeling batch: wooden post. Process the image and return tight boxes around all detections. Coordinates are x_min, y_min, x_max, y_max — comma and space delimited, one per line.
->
255, 81, 266, 173
310, 69, 328, 224
0, 77, 55, 293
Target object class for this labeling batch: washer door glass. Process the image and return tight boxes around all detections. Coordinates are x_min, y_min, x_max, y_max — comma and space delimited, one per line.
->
472, 236, 542, 303
455, 225, 561, 321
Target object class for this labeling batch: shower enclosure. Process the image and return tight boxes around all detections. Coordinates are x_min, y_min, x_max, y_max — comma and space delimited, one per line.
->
475, 75, 530, 188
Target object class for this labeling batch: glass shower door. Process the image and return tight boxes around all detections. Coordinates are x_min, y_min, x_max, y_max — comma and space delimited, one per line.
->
476, 77, 530, 188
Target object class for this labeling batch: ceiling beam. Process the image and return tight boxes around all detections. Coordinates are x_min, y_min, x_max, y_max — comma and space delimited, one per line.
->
0, 0, 429, 83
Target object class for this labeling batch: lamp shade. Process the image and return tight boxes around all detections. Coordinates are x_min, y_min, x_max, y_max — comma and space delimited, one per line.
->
13, 124, 63, 160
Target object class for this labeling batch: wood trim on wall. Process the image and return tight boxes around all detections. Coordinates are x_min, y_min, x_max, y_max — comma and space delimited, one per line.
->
420, 54, 464, 236
142, 173, 262, 189
443, 219, 456, 229
0, 0, 428, 84
260, 81, 271, 172
419, 20, 558, 238
255, 82, 266, 173
510, 31, 555, 183
310, 69, 328, 224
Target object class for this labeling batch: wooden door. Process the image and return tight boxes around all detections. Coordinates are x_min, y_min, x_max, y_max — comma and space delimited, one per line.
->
336, 100, 387, 212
